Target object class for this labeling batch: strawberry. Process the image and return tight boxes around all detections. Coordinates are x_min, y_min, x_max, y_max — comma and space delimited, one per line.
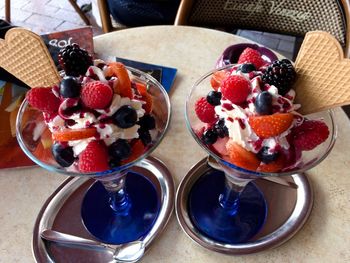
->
258, 154, 286, 173
210, 71, 229, 90
78, 140, 109, 172
195, 97, 217, 123
221, 75, 251, 104
121, 139, 145, 164
81, 81, 113, 109
249, 113, 294, 138
292, 120, 329, 151
238, 48, 265, 69
107, 62, 133, 99
135, 82, 153, 113
26, 87, 60, 113
52, 127, 97, 141
226, 140, 260, 171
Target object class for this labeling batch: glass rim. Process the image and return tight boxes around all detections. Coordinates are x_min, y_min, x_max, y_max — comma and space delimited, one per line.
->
16, 66, 172, 178
184, 64, 338, 178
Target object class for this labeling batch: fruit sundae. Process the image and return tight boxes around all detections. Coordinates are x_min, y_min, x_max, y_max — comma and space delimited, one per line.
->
194, 48, 330, 172
24, 44, 158, 173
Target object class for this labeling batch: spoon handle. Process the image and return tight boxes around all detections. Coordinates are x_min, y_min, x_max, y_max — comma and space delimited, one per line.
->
41, 229, 112, 252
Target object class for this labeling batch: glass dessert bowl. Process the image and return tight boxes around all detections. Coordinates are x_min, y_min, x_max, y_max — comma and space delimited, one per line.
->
185, 63, 336, 244
16, 66, 171, 245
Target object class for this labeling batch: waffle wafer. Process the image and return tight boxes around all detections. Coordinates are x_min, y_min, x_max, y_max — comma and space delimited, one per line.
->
294, 31, 350, 114
0, 28, 60, 88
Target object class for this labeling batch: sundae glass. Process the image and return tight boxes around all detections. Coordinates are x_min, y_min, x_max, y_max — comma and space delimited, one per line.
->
185, 63, 336, 244
16, 63, 170, 245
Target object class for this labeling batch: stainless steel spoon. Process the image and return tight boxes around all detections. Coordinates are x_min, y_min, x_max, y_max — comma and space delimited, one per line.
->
41, 229, 145, 262
207, 156, 298, 189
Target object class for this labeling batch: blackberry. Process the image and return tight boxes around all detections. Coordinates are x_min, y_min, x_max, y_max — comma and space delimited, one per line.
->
214, 119, 229, 138
262, 59, 296, 96
138, 128, 152, 146
58, 43, 93, 77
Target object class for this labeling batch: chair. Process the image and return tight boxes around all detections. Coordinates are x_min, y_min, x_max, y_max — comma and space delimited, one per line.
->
97, 0, 181, 33
174, 0, 350, 58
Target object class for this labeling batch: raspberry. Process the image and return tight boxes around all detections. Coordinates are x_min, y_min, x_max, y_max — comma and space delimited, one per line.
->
78, 140, 109, 172
26, 87, 60, 113
81, 81, 113, 109
238, 48, 265, 69
292, 120, 329, 151
195, 97, 217, 123
221, 75, 251, 104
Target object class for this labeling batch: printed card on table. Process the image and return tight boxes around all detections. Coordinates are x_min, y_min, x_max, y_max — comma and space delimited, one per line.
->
115, 57, 177, 92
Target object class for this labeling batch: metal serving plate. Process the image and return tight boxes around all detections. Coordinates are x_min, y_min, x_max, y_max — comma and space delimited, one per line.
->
32, 156, 175, 262
176, 157, 313, 255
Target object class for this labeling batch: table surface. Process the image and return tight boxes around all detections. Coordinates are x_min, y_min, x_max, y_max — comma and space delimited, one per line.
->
1, 25, 350, 263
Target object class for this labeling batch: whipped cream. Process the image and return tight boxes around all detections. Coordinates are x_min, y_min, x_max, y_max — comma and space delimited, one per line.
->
215, 68, 299, 153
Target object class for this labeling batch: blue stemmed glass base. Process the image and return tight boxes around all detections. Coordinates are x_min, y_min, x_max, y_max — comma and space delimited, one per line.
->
81, 172, 160, 244
188, 169, 267, 244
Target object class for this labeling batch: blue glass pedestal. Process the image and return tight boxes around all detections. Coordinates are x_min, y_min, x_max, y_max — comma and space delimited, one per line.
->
188, 169, 267, 244
81, 172, 160, 244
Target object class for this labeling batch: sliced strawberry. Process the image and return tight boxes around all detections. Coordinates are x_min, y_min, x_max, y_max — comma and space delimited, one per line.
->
121, 139, 145, 164
226, 140, 260, 171
52, 127, 97, 141
210, 70, 229, 90
107, 62, 133, 99
258, 154, 286, 173
249, 113, 294, 138
135, 82, 153, 113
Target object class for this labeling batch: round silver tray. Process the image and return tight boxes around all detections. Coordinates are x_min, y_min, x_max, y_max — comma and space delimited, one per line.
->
32, 156, 175, 262
176, 157, 313, 255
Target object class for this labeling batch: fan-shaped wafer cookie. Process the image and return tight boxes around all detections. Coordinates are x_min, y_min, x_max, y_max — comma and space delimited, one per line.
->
0, 28, 60, 88
294, 31, 350, 114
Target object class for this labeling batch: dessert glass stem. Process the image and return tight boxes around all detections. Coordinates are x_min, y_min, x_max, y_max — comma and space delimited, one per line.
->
100, 170, 131, 215
219, 173, 252, 215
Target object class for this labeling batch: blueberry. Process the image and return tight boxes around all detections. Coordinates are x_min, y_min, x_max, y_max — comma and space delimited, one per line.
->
255, 91, 273, 115
201, 129, 218, 144
59, 76, 81, 98
206, 91, 222, 106
238, 63, 256, 73
109, 158, 121, 169
138, 128, 152, 146
113, 105, 137, 128
257, 147, 278, 163
52, 143, 75, 167
137, 114, 156, 130
214, 119, 229, 138
108, 139, 131, 160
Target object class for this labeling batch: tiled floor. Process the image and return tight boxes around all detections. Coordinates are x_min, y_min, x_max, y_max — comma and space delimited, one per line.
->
0, 0, 102, 36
